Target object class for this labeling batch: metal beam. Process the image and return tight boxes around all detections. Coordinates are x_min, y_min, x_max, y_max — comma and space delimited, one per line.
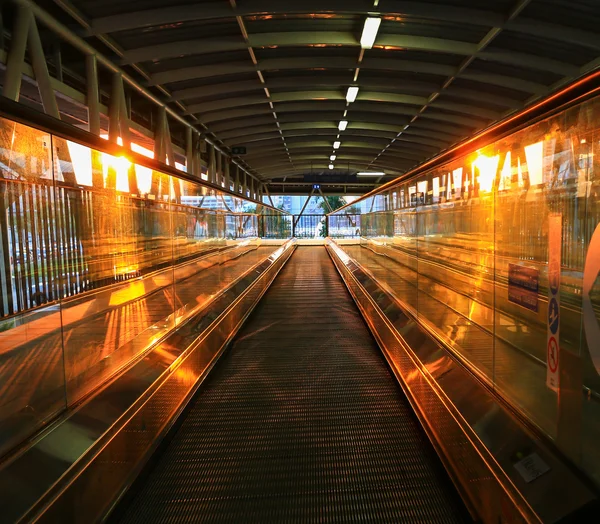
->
234, 165, 240, 193
125, 31, 575, 75
150, 57, 459, 86
13, 0, 259, 184
85, 54, 100, 135
89, 1, 506, 35
185, 126, 193, 173
243, 145, 427, 162
189, 87, 521, 122
506, 17, 600, 51
251, 157, 415, 172
252, 156, 412, 168
259, 164, 406, 179
172, 75, 442, 102
155, 106, 167, 163
3, 6, 30, 100
219, 120, 456, 144
231, 130, 442, 150
27, 10, 60, 118
317, 188, 334, 213
122, 35, 246, 63
201, 100, 491, 128
293, 187, 315, 228
210, 112, 470, 138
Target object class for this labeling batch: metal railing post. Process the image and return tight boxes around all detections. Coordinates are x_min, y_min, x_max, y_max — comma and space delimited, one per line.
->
28, 12, 60, 118
3, 6, 30, 100
85, 54, 100, 135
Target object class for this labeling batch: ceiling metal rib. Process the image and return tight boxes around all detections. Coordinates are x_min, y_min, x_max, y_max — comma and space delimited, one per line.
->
42, 0, 600, 191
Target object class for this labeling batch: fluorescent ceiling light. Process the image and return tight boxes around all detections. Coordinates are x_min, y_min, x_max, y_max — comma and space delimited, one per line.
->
360, 17, 381, 49
330, 155, 337, 161
346, 86, 359, 103
357, 171, 385, 176
338, 120, 348, 131
329, 164, 334, 170
333, 141, 341, 149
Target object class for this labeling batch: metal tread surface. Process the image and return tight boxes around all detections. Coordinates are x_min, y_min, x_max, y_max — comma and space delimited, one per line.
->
115, 247, 469, 523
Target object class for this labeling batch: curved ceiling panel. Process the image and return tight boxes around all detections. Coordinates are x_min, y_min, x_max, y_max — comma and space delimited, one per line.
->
47, 0, 600, 191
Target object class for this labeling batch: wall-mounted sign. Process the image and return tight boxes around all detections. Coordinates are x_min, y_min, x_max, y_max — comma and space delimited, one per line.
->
547, 214, 561, 391
508, 264, 539, 312
231, 146, 247, 155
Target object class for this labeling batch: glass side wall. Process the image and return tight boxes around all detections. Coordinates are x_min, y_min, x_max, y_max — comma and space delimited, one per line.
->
0, 116, 290, 457
329, 94, 600, 487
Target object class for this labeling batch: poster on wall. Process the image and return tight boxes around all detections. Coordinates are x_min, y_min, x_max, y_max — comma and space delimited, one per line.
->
508, 264, 539, 312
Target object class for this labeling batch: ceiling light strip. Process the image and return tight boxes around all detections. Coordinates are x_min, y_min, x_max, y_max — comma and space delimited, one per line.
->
346, 86, 359, 103
360, 17, 381, 50
232, 3, 289, 175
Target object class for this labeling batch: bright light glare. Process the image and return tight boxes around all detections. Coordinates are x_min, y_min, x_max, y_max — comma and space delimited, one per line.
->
131, 142, 154, 158
330, 155, 337, 161
360, 17, 381, 49
452, 167, 463, 197
102, 153, 132, 192
346, 86, 359, 103
67, 140, 92, 186
338, 120, 348, 131
432, 177, 440, 200
474, 153, 499, 192
524, 141, 544, 185
329, 164, 334, 170
499, 152, 512, 191
357, 171, 384, 176
333, 141, 341, 149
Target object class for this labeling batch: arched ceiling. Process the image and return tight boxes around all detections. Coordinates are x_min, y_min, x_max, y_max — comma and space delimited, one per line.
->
44, 0, 600, 190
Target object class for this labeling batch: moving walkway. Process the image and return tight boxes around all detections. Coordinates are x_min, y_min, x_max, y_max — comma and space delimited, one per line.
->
111, 247, 469, 523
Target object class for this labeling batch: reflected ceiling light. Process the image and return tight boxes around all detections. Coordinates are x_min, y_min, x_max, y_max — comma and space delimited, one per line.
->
329, 164, 335, 170
338, 120, 348, 131
333, 141, 341, 149
360, 17, 381, 49
357, 171, 385, 176
330, 155, 337, 161
346, 86, 359, 103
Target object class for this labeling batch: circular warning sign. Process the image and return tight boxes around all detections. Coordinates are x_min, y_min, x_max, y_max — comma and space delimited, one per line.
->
547, 336, 559, 373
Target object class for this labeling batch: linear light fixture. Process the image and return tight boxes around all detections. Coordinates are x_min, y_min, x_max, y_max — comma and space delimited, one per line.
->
346, 86, 359, 103
333, 141, 341, 149
329, 164, 335, 170
330, 155, 337, 161
360, 17, 381, 49
338, 120, 348, 131
357, 171, 385, 176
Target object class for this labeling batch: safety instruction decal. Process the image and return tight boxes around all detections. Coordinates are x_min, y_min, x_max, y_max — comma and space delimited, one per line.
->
546, 214, 561, 391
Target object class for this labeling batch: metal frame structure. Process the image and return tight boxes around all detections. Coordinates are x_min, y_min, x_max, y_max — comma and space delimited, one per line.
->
2, 0, 599, 194
1, 0, 271, 202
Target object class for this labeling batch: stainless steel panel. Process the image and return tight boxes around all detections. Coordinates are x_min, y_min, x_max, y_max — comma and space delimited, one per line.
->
0, 239, 296, 523
326, 239, 597, 524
